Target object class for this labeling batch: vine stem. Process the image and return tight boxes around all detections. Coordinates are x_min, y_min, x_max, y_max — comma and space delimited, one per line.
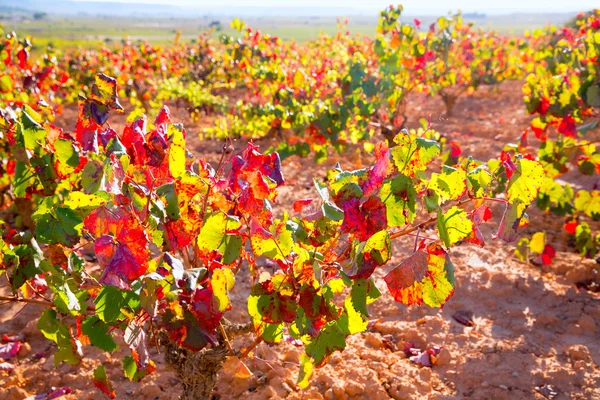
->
0, 295, 54, 307
238, 336, 263, 360
218, 322, 234, 355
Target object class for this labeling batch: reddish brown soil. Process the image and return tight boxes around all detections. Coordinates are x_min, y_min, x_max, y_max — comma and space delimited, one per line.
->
1, 80, 600, 400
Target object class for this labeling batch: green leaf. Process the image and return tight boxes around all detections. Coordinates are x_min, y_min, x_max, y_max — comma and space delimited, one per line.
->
380, 175, 417, 226
305, 321, 346, 367
575, 222, 600, 258
81, 316, 118, 352
8, 242, 43, 290
467, 165, 492, 197
197, 212, 243, 263
514, 237, 530, 262
54, 138, 80, 168
506, 158, 545, 205
350, 278, 381, 317
322, 201, 344, 221
53, 282, 84, 314
156, 182, 180, 221
122, 355, 152, 382
37, 309, 80, 365
95, 286, 125, 323
437, 206, 473, 247
585, 84, 600, 107
93, 365, 116, 399
34, 208, 82, 246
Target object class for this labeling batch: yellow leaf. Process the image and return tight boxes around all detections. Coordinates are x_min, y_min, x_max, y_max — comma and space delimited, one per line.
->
169, 124, 186, 178
529, 232, 545, 254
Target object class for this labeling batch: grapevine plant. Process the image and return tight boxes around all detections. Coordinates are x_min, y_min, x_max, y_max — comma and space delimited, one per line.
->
517, 10, 600, 262
0, 73, 544, 398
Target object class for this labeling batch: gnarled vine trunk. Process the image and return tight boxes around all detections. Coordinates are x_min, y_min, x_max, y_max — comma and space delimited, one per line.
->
162, 340, 228, 400
159, 321, 253, 400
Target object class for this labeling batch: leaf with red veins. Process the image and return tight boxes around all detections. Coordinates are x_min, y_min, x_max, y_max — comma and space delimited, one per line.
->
87, 209, 150, 285
248, 170, 271, 201
75, 102, 101, 152
384, 243, 455, 308
100, 242, 149, 287
94, 235, 117, 268
361, 142, 391, 197
244, 143, 285, 186
145, 129, 169, 167
121, 119, 149, 165
338, 191, 387, 242
464, 205, 493, 247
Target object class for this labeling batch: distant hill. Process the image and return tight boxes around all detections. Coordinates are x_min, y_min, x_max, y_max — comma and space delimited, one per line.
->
0, 0, 369, 17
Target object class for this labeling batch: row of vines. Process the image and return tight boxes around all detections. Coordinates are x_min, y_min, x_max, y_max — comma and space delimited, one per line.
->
0, 6, 598, 399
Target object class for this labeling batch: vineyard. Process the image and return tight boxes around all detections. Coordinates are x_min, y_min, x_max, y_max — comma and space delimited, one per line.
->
0, 5, 599, 400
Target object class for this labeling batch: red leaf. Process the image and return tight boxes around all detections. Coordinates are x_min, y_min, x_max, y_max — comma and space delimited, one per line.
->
0, 342, 21, 360
558, 115, 576, 138
564, 219, 577, 235
362, 142, 391, 196
465, 205, 492, 247
155, 105, 171, 125
191, 288, 223, 341
293, 198, 313, 213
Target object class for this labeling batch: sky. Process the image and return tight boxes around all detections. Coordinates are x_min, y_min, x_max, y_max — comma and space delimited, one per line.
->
73, 0, 598, 14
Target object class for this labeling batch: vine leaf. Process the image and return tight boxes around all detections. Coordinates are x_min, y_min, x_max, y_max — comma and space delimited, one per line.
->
391, 132, 440, 177
384, 243, 455, 308
93, 365, 116, 399
495, 200, 528, 243
305, 321, 346, 367
437, 206, 473, 247
81, 316, 118, 352
380, 174, 417, 227
428, 166, 467, 205
506, 158, 545, 205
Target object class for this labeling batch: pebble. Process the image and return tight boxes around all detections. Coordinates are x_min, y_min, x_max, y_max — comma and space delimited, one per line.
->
578, 314, 596, 333
435, 347, 452, 367
511, 372, 519, 377
499, 384, 509, 390
282, 348, 300, 364
17, 342, 32, 358
263, 385, 278, 398
345, 380, 365, 396
568, 345, 591, 362
364, 333, 383, 348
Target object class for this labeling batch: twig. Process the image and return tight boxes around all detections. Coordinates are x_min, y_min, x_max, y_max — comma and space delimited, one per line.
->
0, 295, 54, 307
